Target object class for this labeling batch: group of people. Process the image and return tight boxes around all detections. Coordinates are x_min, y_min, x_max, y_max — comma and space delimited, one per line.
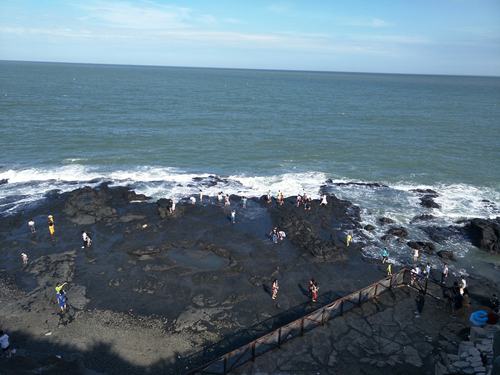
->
20, 216, 93, 267
269, 227, 286, 244
270, 278, 319, 303
295, 193, 313, 211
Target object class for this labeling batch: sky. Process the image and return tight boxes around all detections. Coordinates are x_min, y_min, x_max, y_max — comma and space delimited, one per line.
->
1, 0, 499, 75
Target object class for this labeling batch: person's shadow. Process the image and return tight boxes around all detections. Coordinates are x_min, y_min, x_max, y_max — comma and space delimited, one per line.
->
262, 284, 271, 297
298, 283, 309, 298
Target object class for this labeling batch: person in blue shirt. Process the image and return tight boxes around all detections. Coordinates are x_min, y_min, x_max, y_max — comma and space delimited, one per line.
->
381, 248, 389, 264
56, 291, 67, 313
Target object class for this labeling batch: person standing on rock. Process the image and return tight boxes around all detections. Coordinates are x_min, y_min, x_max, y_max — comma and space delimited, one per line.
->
272, 279, 279, 300
0, 330, 11, 358
266, 190, 272, 204
199, 190, 203, 203
346, 232, 353, 247
381, 248, 389, 264
424, 263, 431, 279
386, 262, 392, 277
309, 279, 319, 303
21, 252, 28, 266
242, 196, 247, 208
231, 210, 236, 224
48, 215, 55, 238
413, 248, 419, 263
277, 190, 284, 206
459, 276, 467, 296
169, 200, 176, 214
28, 219, 36, 234
441, 263, 449, 284
81, 231, 92, 248
224, 194, 230, 206
320, 195, 328, 206
56, 289, 67, 314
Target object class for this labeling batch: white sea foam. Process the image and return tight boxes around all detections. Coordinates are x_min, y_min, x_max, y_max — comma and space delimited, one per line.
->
1, 164, 498, 269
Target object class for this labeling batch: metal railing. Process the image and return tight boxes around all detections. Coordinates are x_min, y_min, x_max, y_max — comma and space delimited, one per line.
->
183, 268, 412, 374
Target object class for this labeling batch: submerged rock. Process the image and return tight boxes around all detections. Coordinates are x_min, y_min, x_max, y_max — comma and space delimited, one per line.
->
364, 224, 376, 231
0, 178, 8, 185
378, 217, 395, 225
464, 218, 500, 254
411, 214, 436, 223
420, 195, 441, 209
386, 227, 409, 238
437, 250, 455, 260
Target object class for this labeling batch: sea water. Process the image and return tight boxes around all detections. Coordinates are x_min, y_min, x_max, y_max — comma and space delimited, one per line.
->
1, 61, 499, 262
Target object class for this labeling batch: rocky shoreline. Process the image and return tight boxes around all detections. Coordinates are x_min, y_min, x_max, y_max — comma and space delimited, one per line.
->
0, 183, 498, 374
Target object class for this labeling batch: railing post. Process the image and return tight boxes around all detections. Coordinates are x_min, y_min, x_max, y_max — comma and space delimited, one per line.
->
300, 318, 305, 336
278, 328, 282, 348
358, 290, 362, 305
223, 356, 227, 375
374, 283, 379, 297
251, 342, 256, 361
340, 300, 344, 316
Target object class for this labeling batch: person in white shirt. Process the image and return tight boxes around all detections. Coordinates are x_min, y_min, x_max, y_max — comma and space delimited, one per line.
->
190, 196, 196, 205
441, 263, 449, 284
28, 220, 36, 233
21, 252, 28, 266
460, 277, 467, 296
320, 195, 328, 206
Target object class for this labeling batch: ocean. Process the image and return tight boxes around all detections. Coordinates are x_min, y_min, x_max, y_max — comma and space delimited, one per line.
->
1, 60, 499, 261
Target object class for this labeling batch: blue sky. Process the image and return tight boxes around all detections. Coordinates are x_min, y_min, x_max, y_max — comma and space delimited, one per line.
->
1, 0, 499, 75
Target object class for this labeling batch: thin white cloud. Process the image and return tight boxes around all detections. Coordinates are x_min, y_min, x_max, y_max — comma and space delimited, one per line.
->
267, 2, 290, 14
80, 1, 193, 30
341, 17, 393, 28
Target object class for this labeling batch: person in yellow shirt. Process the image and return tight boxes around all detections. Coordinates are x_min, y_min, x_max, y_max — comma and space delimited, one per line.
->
346, 232, 353, 247
48, 215, 55, 237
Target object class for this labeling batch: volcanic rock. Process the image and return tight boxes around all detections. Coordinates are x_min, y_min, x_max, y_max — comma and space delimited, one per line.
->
364, 224, 376, 231
378, 217, 395, 225
420, 195, 441, 209
157, 198, 173, 219
0, 178, 8, 185
407, 241, 435, 254
437, 250, 455, 260
411, 214, 436, 223
464, 218, 500, 254
386, 227, 409, 238
63, 185, 118, 224
411, 189, 438, 197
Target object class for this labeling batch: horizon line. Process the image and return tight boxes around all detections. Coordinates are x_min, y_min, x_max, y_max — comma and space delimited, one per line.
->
1, 59, 499, 79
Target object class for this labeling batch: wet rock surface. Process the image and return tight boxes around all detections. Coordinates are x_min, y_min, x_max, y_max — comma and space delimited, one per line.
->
465, 218, 500, 254
0, 184, 498, 374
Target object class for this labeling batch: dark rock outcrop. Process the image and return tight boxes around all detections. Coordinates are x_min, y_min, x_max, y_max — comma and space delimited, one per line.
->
324, 180, 388, 188
0, 178, 8, 185
407, 241, 435, 254
411, 188, 438, 197
421, 226, 463, 243
410, 214, 436, 223
386, 227, 408, 238
378, 217, 395, 225
464, 218, 500, 254
267, 195, 358, 260
157, 198, 173, 219
420, 195, 441, 209
63, 185, 118, 224
437, 250, 455, 260
364, 224, 376, 231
